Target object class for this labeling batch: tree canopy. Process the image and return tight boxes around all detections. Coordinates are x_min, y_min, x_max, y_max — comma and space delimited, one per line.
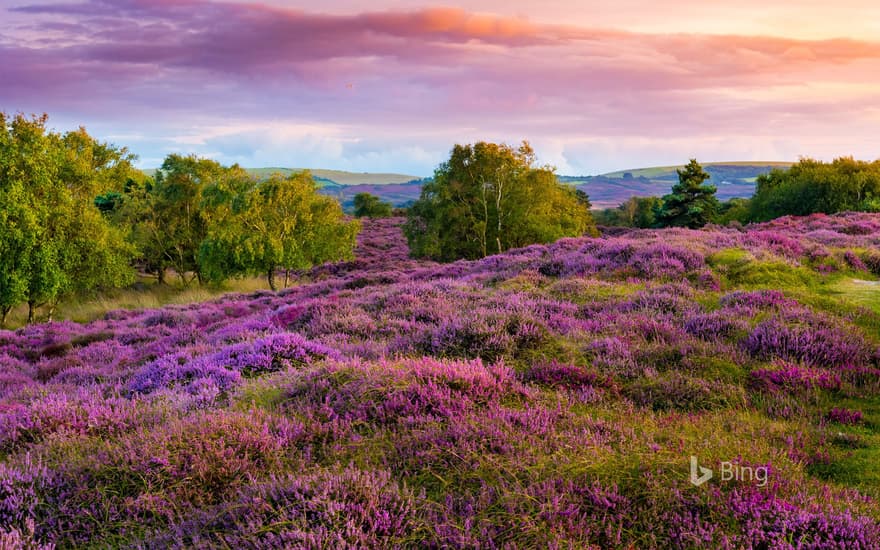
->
594, 196, 661, 228
353, 192, 393, 218
655, 159, 719, 228
749, 157, 880, 222
0, 113, 136, 325
404, 141, 597, 261
0, 113, 361, 324
199, 171, 359, 290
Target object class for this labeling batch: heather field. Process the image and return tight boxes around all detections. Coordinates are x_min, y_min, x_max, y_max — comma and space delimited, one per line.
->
3, 214, 880, 549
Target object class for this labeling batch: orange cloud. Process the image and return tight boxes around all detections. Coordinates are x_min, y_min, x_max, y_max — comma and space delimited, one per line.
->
3, 1, 880, 173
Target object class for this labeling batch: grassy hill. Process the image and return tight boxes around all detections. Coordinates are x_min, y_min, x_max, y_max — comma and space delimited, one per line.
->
566, 162, 793, 208
601, 161, 792, 180
247, 168, 421, 186
142, 167, 420, 186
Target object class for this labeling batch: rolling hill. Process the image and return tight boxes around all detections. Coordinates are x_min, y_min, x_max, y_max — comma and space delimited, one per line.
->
141, 162, 791, 210
565, 161, 793, 208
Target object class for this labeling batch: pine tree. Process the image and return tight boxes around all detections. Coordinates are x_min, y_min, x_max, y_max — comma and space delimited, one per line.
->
656, 159, 719, 228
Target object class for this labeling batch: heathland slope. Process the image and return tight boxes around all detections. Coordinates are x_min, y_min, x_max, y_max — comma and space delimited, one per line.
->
2, 214, 880, 547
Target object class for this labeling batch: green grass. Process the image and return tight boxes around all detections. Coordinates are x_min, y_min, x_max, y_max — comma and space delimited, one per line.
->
805, 396, 880, 498
827, 278, 880, 313
3, 274, 273, 329
708, 248, 821, 289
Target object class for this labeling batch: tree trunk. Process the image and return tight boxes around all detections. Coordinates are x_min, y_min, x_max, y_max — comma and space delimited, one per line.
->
157, 266, 166, 285
267, 268, 277, 292
0, 307, 9, 329
27, 300, 36, 324
480, 185, 489, 258
495, 174, 504, 255
46, 302, 57, 323
196, 270, 204, 286
284, 269, 290, 289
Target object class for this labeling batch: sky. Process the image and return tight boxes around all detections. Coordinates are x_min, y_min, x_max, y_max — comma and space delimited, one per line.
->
2, 0, 879, 175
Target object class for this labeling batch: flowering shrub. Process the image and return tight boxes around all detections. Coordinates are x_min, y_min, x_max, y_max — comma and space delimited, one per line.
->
522, 360, 613, 392
743, 318, 871, 368
826, 407, 864, 425
749, 363, 842, 392
139, 467, 424, 549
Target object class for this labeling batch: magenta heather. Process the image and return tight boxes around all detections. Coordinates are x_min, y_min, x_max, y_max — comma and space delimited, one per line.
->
0, 215, 879, 548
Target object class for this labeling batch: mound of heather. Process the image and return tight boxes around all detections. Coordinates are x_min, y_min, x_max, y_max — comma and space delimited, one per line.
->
2, 214, 880, 548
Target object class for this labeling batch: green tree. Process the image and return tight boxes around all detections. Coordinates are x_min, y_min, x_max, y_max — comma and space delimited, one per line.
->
145, 154, 225, 285
353, 192, 393, 218
716, 198, 751, 226
599, 196, 662, 228
748, 157, 880, 221
199, 171, 359, 290
404, 141, 596, 261
0, 113, 135, 324
656, 159, 719, 228
574, 189, 592, 210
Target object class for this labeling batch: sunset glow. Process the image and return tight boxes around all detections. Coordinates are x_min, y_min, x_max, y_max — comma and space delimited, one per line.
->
2, 0, 878, 173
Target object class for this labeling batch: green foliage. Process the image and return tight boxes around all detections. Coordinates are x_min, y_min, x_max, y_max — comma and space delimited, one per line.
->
574, 189, 592, 210
404, 141, 597, 261
199, 171, 359, 290
0, 113, 135, 325
353, 192, 393, 218
708, 249, 820, 288
594, 196, 661, 228
141, 155, 228, 285
716, 197, 752, 226
749, 157, 880, 221
655, 159, 719, 228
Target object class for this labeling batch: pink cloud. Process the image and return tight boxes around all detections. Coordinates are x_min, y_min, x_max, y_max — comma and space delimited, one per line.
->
1, 1, 878, 173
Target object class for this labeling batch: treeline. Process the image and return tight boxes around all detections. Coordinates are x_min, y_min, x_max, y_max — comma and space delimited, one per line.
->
595, 157, 880, 228
104, 154, 358, 290
749, 157, 880, 221
0, 113, 357, 325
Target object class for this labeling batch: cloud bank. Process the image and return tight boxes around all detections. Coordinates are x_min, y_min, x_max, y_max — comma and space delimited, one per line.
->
2, 0, 879, 173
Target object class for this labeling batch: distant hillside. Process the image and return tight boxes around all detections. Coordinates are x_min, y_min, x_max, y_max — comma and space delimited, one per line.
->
141, 162, 790, 210
319, 181, 426, 210
140, 167, 425, 210
599, 161, 792, 180
141, 167, 421, 187
247, 168, 421, 186
563, 162, 792, 208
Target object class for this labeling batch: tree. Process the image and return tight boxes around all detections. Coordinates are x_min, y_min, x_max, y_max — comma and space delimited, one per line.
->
199, 171, 359, 290
574, 189, 592, 210
404, 141, 597, 261
596, 196, 662, 228
144, 154, 226, 285
353, 192, 393, 218
0, 113, 135, 325
748, 157, 880, 222
655, 159, 719, 228
716, 198, 751, 226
